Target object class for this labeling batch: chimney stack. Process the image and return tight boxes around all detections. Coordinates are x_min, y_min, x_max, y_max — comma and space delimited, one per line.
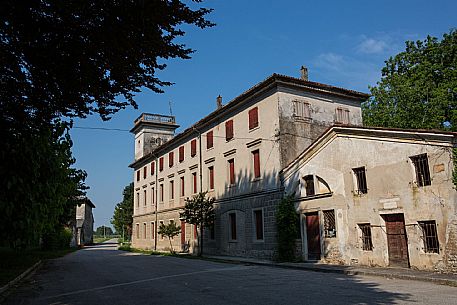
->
300, 66, 308, 81
216, 95, 223, 109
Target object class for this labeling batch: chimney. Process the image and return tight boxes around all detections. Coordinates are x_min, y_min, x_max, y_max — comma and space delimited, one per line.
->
300, 66, 308, 81
216, 95, 223, 109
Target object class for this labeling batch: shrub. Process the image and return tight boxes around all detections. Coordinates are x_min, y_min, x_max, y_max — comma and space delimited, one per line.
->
276, 195, 298, 262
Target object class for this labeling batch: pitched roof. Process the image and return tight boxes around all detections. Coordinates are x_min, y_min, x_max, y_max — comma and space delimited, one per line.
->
130, 74, 369, 168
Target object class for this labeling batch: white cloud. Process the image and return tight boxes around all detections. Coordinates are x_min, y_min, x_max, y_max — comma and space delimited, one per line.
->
357, 38, 388, 54
315, 53, 345, 71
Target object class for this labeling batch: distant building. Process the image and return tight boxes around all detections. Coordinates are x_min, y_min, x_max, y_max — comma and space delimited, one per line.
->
71, 197, 95, 246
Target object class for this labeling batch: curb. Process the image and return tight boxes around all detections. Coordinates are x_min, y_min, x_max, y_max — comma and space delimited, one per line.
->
0, 260, 43, 296
203, 257, 457, 287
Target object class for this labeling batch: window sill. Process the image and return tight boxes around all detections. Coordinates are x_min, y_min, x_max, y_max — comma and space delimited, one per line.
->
226, 138, 234, 143
293, 116, 312, 122
251, 177, 262, 183
248, 126, 260, 132
207, 147, 214, 151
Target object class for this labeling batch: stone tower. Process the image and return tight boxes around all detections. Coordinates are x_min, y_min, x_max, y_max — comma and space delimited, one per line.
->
130, 113, 179, 161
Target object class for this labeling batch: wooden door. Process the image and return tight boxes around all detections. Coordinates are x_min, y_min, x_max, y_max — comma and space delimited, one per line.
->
306, 212, 321, 260
384, 214, 409, 267
181, 221, 186, 246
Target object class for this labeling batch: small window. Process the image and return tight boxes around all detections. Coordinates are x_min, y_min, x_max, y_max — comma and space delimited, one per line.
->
180, 176, 185, 197
143, 223, 147, 239
323, 210, 336, 238
151, 162, 155, 175
228, 159, 235, 185
143, 190, 147, 206
252, 150, 260, 179
169, 180, 174, 200
358, 223, 373, 251
229, 213, 237, 240
254, 210, 263, 240
208, 166, 214, 190
151, 187, 155, 205
293, 100, 310, 119
136, 192, 140, 208
207, 131, 214, 149
143, 167, 147, 179
179, 146, 184, 162
248, 107, 259, 129
159, 184, 164, 203
336, 107, 350, 124
159, 221, 164, 239
194, 224, 198, 239
159, 157, 164, 171
410, 154, 431, 187
191, 139, 197, 157
353, 167, 368, 194
303, 175, 315, 196
192, 172, 197, 194
418, 221, 439, 253
151, 222, 155, 239
169, 151, 174, 167
225, 120, 234, 141
136, 170, 140, 182
136, 223, 140, 239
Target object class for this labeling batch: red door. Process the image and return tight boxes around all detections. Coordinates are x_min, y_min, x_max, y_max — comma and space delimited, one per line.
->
181, 221, 186, 246
306, 212, 321, 260
384, 214, 409, 267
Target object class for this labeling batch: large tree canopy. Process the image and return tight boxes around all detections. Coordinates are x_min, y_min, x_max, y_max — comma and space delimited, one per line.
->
111, 183, 134, 240
363, 30, 457, 131
0, 0, 213, 129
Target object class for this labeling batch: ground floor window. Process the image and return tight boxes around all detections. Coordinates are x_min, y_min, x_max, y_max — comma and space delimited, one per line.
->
229, 213, 237, 241
136, 223, 139, 239
358, 223, 373, 251
253, 209, 263, 241
323, 210, 336, 238
418, 220, 439, 253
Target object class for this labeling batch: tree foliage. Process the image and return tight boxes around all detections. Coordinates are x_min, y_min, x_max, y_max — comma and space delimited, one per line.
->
276, 195, 299, 262
111, 183, 134, 240
158, 222, 181, 253
180, 192, 215, 256
363, 30, 457, 131
95, 226, 114, 236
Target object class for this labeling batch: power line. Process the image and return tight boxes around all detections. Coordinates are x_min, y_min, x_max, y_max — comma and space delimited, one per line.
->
73, 126, 130, 132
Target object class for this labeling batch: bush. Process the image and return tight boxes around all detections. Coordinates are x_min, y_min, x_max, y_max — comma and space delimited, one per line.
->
42, 227, 72, 250
276, 195, 299, 262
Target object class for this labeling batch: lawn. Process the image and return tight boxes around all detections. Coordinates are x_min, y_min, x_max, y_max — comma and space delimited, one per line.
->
0, 247, 76, 287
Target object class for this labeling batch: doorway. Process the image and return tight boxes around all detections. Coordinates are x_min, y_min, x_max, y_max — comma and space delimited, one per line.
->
383, 214, 409, 267
305, 212, 321, 260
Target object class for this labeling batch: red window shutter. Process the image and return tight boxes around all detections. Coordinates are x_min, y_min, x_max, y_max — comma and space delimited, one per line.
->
180, 177, 185, 196
229, 159, 235, 185
253, 150, 260, 178
209, 166, 214, 190
207, 131, 213, 149
249, 107, 258, 129
143, 167, 147, 179
151, 162, 155, 175
193, 172, 197, 193
181, 221, 186, 245
179, 146, 184, 162
136, 170, 140, 181
159, 157, 164, 171
151, 223, 154, 239
191, 139, 197, 157
194, 224, 197, 239
225, 120, 233, 141
169, 151, 174, 167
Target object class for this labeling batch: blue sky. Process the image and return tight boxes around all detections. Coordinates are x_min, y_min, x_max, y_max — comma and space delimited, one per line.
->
70, 0, 457, 230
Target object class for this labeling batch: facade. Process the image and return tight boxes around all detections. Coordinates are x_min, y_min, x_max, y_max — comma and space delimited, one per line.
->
71, 197, 95, 247
130, 71, 368, 257
282, 126, 457, 272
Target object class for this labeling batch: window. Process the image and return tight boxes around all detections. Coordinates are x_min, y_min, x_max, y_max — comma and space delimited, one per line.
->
254, 209, 263, 240
411, 154, 431, 187
293, 100, 310, 119
208, 166, 214, 190
169, 180, 174, 200
194, 224, 198, 239
151, 187, 155, 205
136, 223, 139, 239
229, 213, 237, 240
336, 107, 350, 124
206, 131, 214, 149
191, 139, 197, 157
179, 146, 184, 162
169, 220, 175, 239
143, 223, 147, 239
358, 224, 373, 251
151, 162, 155, 175
303, 175, 315, 196
159, 157, 164, 171
169, 151, 174, 167
136, 170, 140, 182
136, 192, 140, 208
159, 184, 164, 203
419, 221, 439, 253
225, 120, 234, 141
192, 172, 197, 194
143, 167, 147, 179
159, 221, 164, 239
210, 224, 215, 240
180, 176, 185, 197
252, 150, 260, 178
151, 222, 155, 239
353, 167, 368, 194
143, 190, 147, 206
248, 107, 259, 129
228, 159, 235, 185
323, 210, 336, 238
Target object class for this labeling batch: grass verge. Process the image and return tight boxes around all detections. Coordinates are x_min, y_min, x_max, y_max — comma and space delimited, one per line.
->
0, 247, 76, 287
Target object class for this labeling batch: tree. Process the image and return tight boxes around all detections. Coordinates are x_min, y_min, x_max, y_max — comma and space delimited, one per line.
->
363, 30, 457, 131
180, 192, 215, 256
95, 226, 114, 237
111, 183, 134, 241
276, 195, 299, 262
158, 222, 181, 254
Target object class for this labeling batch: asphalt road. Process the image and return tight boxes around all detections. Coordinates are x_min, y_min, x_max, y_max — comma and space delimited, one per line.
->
3, 240, 456, 305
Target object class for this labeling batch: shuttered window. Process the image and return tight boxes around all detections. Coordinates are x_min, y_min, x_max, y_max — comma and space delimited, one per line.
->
151, 162, 155, 175
252, 150, 260, 178
225, 120, 234, 141
180, 176, 185, 197
143, 167, 147, 179
248, 107, 259, 129
191, 139, 197, 157
254, 210, 263, 240
159, 157, 164, 171
192, 172, 197, 193
208, 166, 214, 190
207, 131, 214, 149
229, 213, 237, 240
136, 170, 140, 181
228, 159, 235, 185
179, 146, 184, 162
169, 151, 174, 167
169, 180, 174, 200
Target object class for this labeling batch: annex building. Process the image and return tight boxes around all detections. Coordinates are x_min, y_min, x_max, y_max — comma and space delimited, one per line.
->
129, 68, 457, 272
